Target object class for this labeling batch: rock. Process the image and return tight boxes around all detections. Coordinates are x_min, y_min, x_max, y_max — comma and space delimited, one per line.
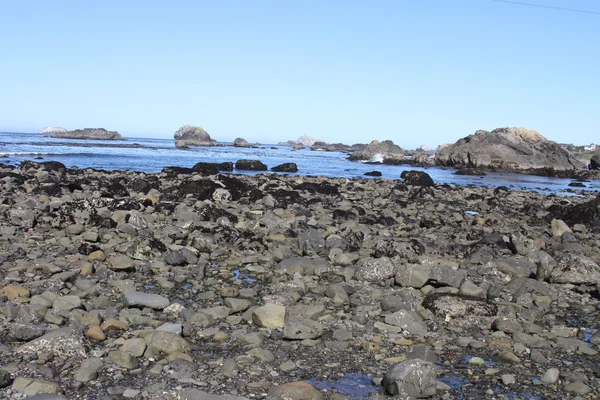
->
38, 127, 67, 134
382, 359, 437, 397
428, 266, 466, 288
108, 350, 139, 369
564, 381, 591, 395
49, 127, 124, 140
253, 304, 286, 328
143, 330, 191, 354
179, 389, 249, 400
384, 310, 428, 336
541, 368, 560, 384
348, 140, 404, 162
8, 323, 46, 341
0, 370, 11, 389
19, 327, 87, 357
550, 253, 600, 285
233, 138, 249, 147
551, 219, 572, 237
12, 377, 62, 396
395, 265, 429, 288
459, 280, 485, 297
52, 295, 82, 311
2, 285, 31, 300
109, 254, 134, 271
355, 257, 396, 283
266, 381, 323, 400
271, 163, 298, 173
121, 338, 147, 357
283, 316, 324, 340
435, 127, 584, 173
364, 171, 382, 177
86, 325, 106, 341
235, 159, 268, 171
400, 170, 434, 187
73, 358, 103, 382
124, 291, 170, 310
501, 374, 516, 385
174, 125, 218, 148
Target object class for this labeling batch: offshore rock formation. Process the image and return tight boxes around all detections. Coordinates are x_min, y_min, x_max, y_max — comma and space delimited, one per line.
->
348, 140, 404, 162
233, 138, 249, 148
174, 125, 218, 148
38, 126, 67, 135
49, 128, 124, 140
435, 127, 584, 174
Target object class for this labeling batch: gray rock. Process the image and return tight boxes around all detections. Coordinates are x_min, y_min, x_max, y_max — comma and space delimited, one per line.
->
355, 257, 396, 283
233, 137, 249, 147
19, 327, 87, 357
428, 266, 466, 288
108, 350, 139, 369
174, 125, 218, 148
73, 357, 103, 382
143, 330, 191, 354
395, 265, 429, 288
550, 253, 600, 285
109, 254, 134, 270
52, 295, 82, 311
459, 280, 484, 297
382, 359, 437, 397
384, 310, 427, 336
224, 298, 251, 313
283, 316, 324, 340
8, 323, 46, 341
121, 338, 147, 357
564, 381, 591, 395
12, 377, 62, 396
124, 291, 170, 310
501, 374, 516, 385
179, 389, 249, 400
164, 251, 188, 266
541, 368, 560, 384
406, 344, 438, 363
325, 284, 349, 306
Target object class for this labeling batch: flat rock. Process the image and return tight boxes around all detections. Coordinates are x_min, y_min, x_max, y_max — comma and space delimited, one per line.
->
124, 291, 170, 310
19, 327, 87, 357
12, 377, 62, 396
252, 303, 286, 328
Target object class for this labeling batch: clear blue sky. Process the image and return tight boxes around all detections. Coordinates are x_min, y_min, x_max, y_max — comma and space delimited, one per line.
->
0, 0, 598, 148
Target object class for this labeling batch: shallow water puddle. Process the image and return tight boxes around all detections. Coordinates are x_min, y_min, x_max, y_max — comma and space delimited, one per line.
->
233, 269, 257, 283
308, 373, 380, 399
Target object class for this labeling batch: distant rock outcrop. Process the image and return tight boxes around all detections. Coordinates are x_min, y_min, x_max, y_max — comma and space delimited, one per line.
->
38, 127, 67, 135
49, 128, 124, 140
311, 142, 366, 152
174, 125, 218, 148
280, 135, 325, 147
233, 138, 249, 148
348, 140, 404, 162
435, 127, 584, 174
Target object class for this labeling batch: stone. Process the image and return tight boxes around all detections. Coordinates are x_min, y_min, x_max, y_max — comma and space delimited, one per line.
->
143, 330, 191, 354
2, 285, 30, 300
564, 381, 591, 395
541, 368, 560, 384
233, 137, 249, 147
174, 125, 217, 148
459, 280, 485, 297
348, 139, 404, 162
384, 310, 427, 336
121, 338, 147, 357
266, 381, 324, 400
19, 327, 87, 357
225, 298, 251, 313
395, 265, 429, 288
271, 163, 299, 173
8, 323, 46, 341
52, 295, 81, 311
355, 257, 396, 283
400, 170, 434, 186
108, 350, 139, 369
73, 357, 103, 382
66, 223, 85, 235
283, 317, 324, 340
252, 303, 286, 328
156, 323, 183, 335
235, 159, 268, 171
109, 254, 134, 270
550, 253, 600, 285
325, 284, 349, 306
551, 219, 572, 237
12, 377, 61, 396
428, 266, 466, 288
501, 374, 516, 385
50, 127, 123, 140
178, 389, 249, 400
382, 359, 437, 397
124, 291, 170, 310
88, 250, 106, 262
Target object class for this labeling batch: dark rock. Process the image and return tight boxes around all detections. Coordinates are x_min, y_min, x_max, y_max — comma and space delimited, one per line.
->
165, 251, 189, 266
161, 166, 193, 175
400, 170, 434, 187
348, 140, 404, 162
192, 162, 234, 174
235, 160, 268, 171
233, 138, 249, 148
271, 163, 298, 173
174, 125, 218, 148
364, 171, 382, 177
50, 127, 124, 140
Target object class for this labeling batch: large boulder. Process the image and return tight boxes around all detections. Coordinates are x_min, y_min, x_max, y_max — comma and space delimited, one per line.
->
233, 137, 249, 147
174, 125, 218, 148
49, 128, 124, 140
435, 127, 584, 173
590, 152, 600, 170
348, 140, 404, 162
235, 160, 267, 171
382, 359, 437, 397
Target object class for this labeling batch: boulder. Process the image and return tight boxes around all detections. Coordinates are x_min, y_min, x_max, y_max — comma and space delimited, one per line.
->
271, 163, 298, 173
49, 128, 124, 140
435, 127, 584, 173
235, 160, 267, 171
174, 125, 218, 148
233, 137, 249, 147
382, 359, 437, 397
348, 140, 404, 162
590, 152, 600, 170
400, 170, 434, 187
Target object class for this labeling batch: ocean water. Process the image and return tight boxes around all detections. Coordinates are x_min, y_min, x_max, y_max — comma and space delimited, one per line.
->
0, 132, 597, 195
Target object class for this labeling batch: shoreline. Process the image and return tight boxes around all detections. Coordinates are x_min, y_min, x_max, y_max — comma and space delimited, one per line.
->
0, 162, 600, 398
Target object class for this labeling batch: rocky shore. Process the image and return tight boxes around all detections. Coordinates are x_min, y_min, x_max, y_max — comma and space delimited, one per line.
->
1, 161, 600, 399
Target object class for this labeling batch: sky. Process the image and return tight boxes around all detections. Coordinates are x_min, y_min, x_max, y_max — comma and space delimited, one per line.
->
0, 0, 598, 149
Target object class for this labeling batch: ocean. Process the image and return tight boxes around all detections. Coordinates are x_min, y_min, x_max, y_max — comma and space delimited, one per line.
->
0, 132, 597, 195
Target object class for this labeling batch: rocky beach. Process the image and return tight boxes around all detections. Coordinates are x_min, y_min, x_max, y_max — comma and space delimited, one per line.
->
0, 160, 599, 399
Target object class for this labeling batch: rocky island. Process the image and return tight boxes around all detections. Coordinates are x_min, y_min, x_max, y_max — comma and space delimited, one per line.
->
49, 128, 125, 141
0, 160, 599, 399
435, 127, 585, 175
174, 125, 218, 148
